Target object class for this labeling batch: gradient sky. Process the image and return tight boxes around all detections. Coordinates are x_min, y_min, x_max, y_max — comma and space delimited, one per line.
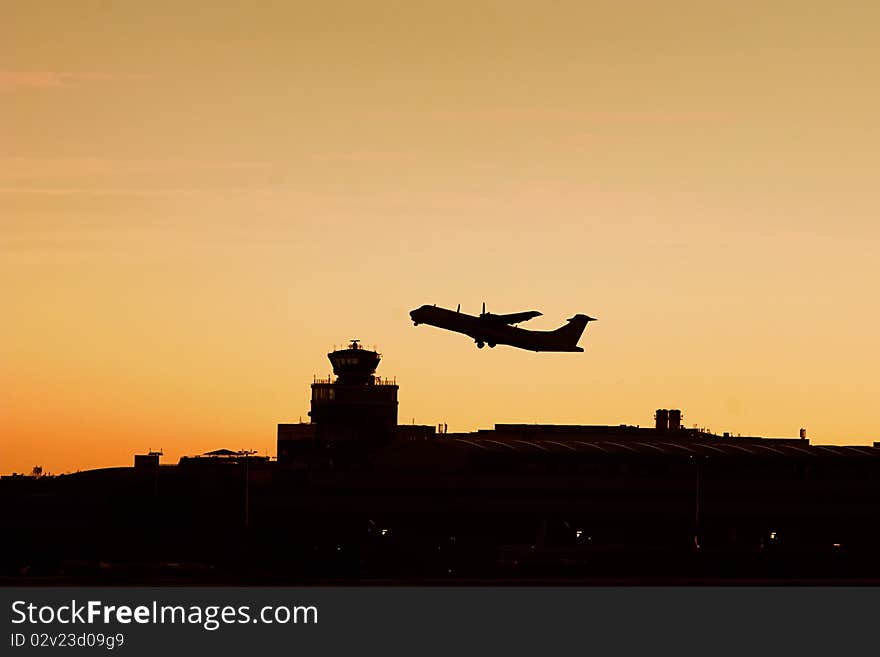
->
3, 1, 880, 474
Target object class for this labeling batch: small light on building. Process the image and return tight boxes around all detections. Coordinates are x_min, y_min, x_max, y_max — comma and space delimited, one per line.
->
832, 543, 842, 549
575, 529, 583, 539
769, 531, 778, 541
380, 528, 389, 537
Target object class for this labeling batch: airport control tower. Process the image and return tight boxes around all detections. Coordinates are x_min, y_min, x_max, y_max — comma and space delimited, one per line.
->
309, 340, 399, 451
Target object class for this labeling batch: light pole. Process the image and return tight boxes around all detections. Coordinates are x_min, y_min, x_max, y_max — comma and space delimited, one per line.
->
239, 450, 258, 528
691, 455, 703, 550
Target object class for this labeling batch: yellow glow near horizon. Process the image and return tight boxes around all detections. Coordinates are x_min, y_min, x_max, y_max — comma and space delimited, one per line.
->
3, 1, 880, 474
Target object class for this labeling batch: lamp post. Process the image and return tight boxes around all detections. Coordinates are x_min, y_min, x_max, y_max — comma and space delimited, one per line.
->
239, 450, 258, 528
691, 455, 704, 550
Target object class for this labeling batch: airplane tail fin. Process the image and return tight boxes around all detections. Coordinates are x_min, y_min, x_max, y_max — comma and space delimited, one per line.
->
547, 314, 596, 351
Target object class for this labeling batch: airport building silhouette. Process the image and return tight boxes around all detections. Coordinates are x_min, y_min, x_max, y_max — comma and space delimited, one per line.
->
4, 340, 880, 582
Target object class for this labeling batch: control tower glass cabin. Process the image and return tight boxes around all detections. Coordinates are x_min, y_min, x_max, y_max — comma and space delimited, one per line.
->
309, 340, 398, 448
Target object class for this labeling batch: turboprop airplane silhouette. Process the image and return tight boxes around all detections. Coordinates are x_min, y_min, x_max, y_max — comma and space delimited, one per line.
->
409, 302, 596, 352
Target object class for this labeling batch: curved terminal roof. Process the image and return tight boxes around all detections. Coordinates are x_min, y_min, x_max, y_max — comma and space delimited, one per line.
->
441, 436, 879, 459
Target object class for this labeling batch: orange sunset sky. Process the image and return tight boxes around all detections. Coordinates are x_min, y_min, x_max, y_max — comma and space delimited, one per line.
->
3, 1, 879, 474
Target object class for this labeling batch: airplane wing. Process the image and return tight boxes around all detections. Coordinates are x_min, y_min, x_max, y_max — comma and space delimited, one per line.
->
483, 310, 542, 325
